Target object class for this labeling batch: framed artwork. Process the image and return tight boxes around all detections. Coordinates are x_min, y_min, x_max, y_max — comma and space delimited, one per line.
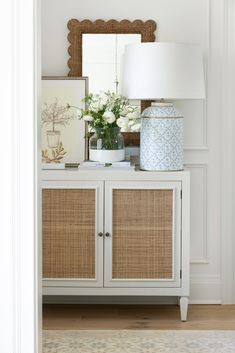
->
41, 76, 88, 164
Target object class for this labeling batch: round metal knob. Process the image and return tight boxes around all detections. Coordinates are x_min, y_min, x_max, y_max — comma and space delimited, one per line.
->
105, 232, 111, 237
98, 232, 103, 237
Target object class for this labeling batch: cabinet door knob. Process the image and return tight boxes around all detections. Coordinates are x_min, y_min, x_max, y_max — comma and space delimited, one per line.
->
98, 232, 104, 237
105, 232, 111, 237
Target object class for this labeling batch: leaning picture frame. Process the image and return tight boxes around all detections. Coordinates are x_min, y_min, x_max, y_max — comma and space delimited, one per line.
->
41, 76, 88, 165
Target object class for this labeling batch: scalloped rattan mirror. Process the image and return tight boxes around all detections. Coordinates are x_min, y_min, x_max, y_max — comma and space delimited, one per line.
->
67, 19, 157, 146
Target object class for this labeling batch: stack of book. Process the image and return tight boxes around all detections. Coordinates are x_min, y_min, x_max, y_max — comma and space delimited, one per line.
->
42, 163, 79, 170
42, 163, 66, 170
79, 160, 135, 171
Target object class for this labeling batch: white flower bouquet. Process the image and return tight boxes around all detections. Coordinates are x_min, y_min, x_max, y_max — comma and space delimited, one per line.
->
69, 91, 141, 152
74, 91, 141, 132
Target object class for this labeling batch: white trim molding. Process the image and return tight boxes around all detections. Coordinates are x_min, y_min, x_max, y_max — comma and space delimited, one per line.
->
0, 2, 15, 351
0, 0, 40, 352
185, 164, 208, 265
221, 0, 235, 304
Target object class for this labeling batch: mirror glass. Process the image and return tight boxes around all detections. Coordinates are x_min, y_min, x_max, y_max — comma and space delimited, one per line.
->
82, 33, 141, 94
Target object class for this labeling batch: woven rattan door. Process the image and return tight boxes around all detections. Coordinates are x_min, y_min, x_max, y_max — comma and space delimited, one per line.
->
104, 181, 182, 288
42, 181, 103, 288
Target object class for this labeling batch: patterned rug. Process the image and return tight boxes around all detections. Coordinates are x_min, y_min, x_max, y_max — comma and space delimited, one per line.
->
43, 330, 235, 353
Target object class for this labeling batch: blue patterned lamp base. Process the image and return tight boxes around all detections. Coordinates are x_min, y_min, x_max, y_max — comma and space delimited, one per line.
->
140, 103, 184, 171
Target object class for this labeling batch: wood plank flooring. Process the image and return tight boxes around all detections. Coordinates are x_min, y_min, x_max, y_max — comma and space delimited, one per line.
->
43, 304, 235, 330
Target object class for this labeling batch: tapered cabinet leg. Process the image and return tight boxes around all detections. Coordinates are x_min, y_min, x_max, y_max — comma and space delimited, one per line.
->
180, 296, 188, 321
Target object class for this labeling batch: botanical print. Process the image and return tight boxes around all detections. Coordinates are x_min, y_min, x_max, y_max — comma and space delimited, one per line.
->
41, 78, 87, 164
42, 142, 66, 163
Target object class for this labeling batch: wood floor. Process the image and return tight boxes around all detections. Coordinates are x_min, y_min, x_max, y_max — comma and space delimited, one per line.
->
43, 304, 235, 330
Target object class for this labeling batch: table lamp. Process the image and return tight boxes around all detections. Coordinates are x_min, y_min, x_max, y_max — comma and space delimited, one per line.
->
122, 42, 205, 171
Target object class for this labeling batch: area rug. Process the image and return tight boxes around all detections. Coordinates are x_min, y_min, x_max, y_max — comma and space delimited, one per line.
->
43, 330, 235, 353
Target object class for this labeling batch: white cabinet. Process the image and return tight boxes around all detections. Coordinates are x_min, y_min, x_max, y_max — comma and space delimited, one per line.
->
42, 170, 190, 321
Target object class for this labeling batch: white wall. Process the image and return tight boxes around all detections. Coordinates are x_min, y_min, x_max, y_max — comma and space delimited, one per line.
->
41, 0, 233, 303
42, 0, 207, 76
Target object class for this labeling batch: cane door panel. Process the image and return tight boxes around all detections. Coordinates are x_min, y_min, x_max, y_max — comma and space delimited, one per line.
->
42, 181, 103, 287
104, 181, 181, 288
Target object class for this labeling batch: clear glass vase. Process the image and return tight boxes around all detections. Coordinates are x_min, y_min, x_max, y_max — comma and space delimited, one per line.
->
89, 127, 125, 162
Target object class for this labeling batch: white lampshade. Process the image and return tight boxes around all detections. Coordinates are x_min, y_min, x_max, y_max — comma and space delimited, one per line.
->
122, 42, 205, 100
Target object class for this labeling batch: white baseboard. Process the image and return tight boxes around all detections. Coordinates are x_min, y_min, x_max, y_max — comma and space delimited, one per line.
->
189, 275, 222, 304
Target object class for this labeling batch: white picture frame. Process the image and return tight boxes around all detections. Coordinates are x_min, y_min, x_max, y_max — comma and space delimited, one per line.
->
41, 76, 88, 165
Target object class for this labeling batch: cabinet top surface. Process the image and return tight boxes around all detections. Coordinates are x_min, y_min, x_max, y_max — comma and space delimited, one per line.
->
41, 168, 190, 182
